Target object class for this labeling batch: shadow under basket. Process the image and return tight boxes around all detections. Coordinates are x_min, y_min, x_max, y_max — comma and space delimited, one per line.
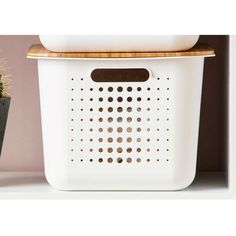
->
0, 97, 10, 156
27, 44, 215, 191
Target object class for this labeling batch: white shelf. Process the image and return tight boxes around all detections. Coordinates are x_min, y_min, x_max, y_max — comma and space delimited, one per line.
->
0, 171, 231, 199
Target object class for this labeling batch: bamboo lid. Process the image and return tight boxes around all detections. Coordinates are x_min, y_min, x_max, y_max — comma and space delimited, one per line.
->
27, 43, 215, 59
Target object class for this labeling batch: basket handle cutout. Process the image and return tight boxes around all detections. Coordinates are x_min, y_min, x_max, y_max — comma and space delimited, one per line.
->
91, 68, 150, 82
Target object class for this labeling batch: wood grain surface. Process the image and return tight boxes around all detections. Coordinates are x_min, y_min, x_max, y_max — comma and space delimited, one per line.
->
27, 43, 215, 59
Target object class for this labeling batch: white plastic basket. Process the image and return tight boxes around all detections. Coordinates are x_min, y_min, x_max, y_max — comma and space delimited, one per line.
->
28, 45, 214, 190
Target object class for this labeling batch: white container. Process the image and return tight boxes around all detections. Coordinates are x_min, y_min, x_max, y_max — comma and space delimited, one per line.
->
39, 35, 199, 52
28, 45, 214, 191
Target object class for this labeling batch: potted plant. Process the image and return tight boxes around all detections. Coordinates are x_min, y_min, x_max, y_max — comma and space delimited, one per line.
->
0, 60, 10, 156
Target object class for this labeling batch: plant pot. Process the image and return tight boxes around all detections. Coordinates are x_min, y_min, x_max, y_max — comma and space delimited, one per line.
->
0, 97, 10, 156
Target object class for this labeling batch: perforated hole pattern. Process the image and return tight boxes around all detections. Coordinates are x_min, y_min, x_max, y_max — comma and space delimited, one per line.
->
68, 77, 172, 165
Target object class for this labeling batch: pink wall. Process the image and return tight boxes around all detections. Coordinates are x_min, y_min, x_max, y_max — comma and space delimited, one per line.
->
0, 35, 44, 171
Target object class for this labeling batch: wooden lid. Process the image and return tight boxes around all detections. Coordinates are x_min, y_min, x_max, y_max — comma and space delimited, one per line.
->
27, 43, 215, 59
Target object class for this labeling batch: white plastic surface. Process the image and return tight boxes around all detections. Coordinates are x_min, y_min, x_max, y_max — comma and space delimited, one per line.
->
39, 35, 199, 52
36, 56, 208, 190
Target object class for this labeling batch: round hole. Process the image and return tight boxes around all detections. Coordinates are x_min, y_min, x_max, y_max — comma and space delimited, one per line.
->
71, 159, 74, 162
147, 159, 150, 162
127, 97, 132, 102
98, 138, 103, 142
99, 118, 103, 122
157, 148, 160, 152
108, 127, 113, 133
117, 158, 123, 163
117, 127, 123, 133
137, 97, 141, 102
117, 137, 123, 143
127, 107, 132, 112
137, 158, 141, 163
98, 128, 103, 132
108, 87, 113, 92
108, 97, 113, 102
117, 87, 123, 92
99, 97, 103, 102
127, 117, 132, 122
117, 147, 123, 153
108, 147, 113, 153
147, 108, 150, 111
137, 87, 141, 91
127, 87, 132, 92
127, 147, 132, 153
99, 87, 103, 92
147, 138, 150, 142
90, 149, 93, 152
117, 117, 123, 123
147, 98, 150, 101
90, 159, 93, 162
90, 118, 93, 122
127, 127, 132, 133
98, 148, 103, 153
90, 88, 93, 91
127, 137, 132, 143
137, 107, 141, 112
137, 117, 141, 122
108, 117, 113, 122
108, 137, 113, 143
108, 158, 113, 163
90, 138, 93, 142
127, 158, 132, 163
99, 108, 103, 112
137, 148, 141, 152
98, 158, 103, 163
71, 78, 74, 81
108, 107, 113, 112
137, 138, 141, 142
117, 107, 123, 112
147, 87, 150, 91
117, 97, 123, 102
137, 128, 141, 132
147, 148, 150, 152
